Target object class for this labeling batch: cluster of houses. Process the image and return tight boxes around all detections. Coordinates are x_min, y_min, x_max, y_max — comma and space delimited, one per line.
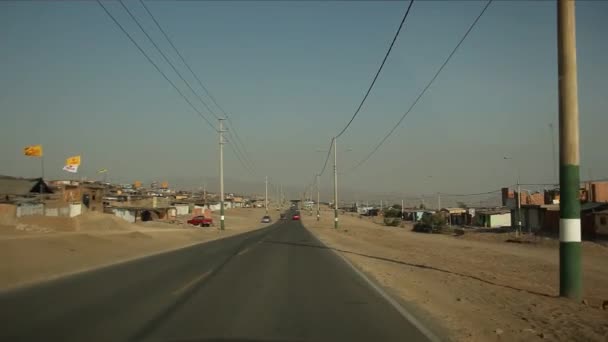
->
3, 173, 608, 238
0, 175, 266, 224
353, 181, 608, 239
502, 182, 608, 238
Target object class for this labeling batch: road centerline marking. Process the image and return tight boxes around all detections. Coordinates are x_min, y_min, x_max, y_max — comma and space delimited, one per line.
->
172, 270, 212, 296
236, 247, 252, 257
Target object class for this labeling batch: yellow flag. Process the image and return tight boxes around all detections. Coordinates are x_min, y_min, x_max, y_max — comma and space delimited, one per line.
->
66, 155, 81, 166
23, 145, 43, 157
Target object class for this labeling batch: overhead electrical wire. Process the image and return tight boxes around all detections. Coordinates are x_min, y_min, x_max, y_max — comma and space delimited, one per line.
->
117, 0, 221, 121
96, 0, 217, 131
317, 138, 335, 177
346, 0, 493, 174
439, 189, 502, 197
335, 0, 415, 139
227, 131, 256, 177
226, 138, 256, 177
138, 0, 256, 171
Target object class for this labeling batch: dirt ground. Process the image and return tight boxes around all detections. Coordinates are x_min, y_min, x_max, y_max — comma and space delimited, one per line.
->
0, 207, 269, 290
302, 209, 608, 342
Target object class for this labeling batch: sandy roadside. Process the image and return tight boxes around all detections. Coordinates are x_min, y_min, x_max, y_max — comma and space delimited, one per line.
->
0, 208, 271, 291
302, 209, 608, 342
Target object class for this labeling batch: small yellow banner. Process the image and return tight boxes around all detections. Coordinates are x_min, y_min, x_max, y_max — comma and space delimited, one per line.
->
23, 145, 43, 157
66, 155, 81, 166
161, 181, 169, 189
134, 181, 142, 188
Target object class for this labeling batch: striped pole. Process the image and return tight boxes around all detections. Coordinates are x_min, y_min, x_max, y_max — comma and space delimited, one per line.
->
557, 0, 581, 300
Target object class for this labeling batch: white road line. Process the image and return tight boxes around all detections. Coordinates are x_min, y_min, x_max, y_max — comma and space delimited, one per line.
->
172, 270, 211, 296
332, 250, 442, 342
236, 247, 252, 257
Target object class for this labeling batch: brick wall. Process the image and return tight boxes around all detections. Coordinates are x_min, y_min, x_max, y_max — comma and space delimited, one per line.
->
592, 182, 608, 203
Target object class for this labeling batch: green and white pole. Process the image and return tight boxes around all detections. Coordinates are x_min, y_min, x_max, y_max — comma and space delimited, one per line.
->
219, 118, 226, 230
333, 137, 339, 229
557, 0, 581, 300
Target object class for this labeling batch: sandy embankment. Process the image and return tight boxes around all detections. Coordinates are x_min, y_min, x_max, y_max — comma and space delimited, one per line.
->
0, 208, 270, 290
302, 209, 608, 342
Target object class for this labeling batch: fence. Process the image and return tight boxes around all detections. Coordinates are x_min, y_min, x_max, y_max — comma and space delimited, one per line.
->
15, 203, 82, 218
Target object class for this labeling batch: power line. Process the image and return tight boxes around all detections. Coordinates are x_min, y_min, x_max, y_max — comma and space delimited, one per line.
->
439, 189, 501, 197
346, 0, 493, 174
227, 130, 256, 175
226, 138, 255, 177
140, 0, 226, 118
118, 0, 219, 119
318, 138, 335, 176
96, 0, 217, 131
335, 0, 415, 139
225, 121, 256, 170
138, 0, 256, 170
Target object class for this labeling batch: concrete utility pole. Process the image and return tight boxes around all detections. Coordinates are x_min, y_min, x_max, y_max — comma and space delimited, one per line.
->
549, 123, 558, 185
219, 118, 226, 230
203, 181, 207, 206
333, 137, 339, 229
316, 174, 321, 221
517, 179, 522, 237
401, 199, 404, 218
265, 176, 268, 214
504, 156, 522, 236
557, 0, 582, 300
437, 193, 441, 210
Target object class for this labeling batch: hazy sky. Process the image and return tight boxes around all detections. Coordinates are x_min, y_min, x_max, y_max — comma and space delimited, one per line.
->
1, 1, 607, 202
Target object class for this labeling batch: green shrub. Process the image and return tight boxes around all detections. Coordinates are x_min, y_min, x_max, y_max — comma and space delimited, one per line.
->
413, 213, 446, 233
384, 217, 402, 227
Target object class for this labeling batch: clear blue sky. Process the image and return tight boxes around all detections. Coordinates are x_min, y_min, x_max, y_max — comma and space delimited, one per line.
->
1, 1, 607, 200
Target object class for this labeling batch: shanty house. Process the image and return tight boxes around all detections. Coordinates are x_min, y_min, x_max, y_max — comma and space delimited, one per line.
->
474, 208, 511, 228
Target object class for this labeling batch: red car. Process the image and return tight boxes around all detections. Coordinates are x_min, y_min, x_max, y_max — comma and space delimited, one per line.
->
292, 214, 300, 220
187, 215, 213, 227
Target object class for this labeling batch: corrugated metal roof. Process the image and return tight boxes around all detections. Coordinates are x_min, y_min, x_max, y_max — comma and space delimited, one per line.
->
477, 208, 510, 215
581, 202, 608, 211
441, 208, 467, 214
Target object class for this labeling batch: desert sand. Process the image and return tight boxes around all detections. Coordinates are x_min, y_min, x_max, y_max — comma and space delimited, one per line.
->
0, 208, 269, 290
302, 208, 608, 341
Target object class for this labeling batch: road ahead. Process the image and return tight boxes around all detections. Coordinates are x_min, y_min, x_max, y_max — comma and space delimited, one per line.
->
0, 216, 433, 342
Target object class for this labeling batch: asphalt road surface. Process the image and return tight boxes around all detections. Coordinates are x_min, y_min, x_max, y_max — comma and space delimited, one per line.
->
0, 216, 433, 342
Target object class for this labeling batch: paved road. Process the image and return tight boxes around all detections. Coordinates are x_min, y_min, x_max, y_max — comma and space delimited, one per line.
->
0, 217, 432, 342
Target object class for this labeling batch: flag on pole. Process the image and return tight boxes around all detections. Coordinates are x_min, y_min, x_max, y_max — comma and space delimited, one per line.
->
98, 169, 108, 174
66, 155, 81, 166
23, 145, 43, 157
63, 164, 79, 173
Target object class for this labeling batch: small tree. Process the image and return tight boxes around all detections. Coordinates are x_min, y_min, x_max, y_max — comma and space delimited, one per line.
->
383, 207, 401, 218
414, 212, 446, 233
419, 203, 426, 209
457, 201, 468, 209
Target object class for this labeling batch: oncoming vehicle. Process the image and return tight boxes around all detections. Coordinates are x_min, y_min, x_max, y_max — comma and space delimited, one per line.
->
292, 213, 300, 220
187, 215, 213, 227
261, 215, 271, 223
